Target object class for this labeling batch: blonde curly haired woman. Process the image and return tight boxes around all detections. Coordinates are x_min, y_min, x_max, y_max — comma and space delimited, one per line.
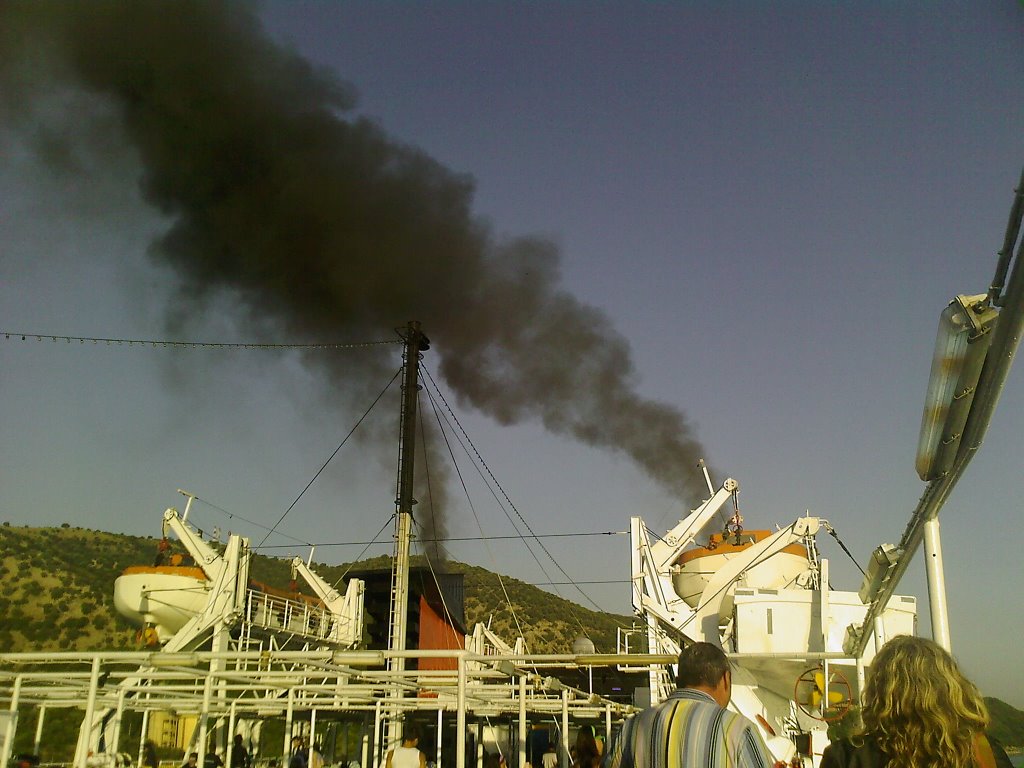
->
821, 635, 1011, 768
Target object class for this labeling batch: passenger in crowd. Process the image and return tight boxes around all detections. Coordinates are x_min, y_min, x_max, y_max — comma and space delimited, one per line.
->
181, 753, 199, 768
309, 742, 324, 768
230, 735, 250, 768
572, 729, 601, 768
289, 737, 309, 768
204, 750, 224, 768
143, 740, 159, 768
384, 724, 426, 768
541, 742, 558, 768
527, 725, 551, 768
602, 642, 780, 768
821, 635, 1012, 768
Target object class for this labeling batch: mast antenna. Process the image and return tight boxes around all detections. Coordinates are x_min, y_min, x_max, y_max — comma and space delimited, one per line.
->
386, 320, 430, 746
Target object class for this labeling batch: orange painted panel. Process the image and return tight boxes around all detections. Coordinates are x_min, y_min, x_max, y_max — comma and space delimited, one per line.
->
417, 595, 465, 670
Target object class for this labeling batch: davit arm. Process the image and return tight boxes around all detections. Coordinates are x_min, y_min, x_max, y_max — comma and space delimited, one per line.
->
162, 507, 225, 582
290, 556, 365, 648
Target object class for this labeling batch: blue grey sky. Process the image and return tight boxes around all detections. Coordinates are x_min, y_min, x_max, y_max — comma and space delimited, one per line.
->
1, 3, 1022, 705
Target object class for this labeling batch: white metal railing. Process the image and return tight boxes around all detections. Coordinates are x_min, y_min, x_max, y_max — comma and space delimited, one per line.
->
244, 589, 333, 642
0, 648, 640, 768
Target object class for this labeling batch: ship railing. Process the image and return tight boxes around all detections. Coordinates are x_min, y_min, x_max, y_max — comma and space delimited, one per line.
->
243, 588, 334, 642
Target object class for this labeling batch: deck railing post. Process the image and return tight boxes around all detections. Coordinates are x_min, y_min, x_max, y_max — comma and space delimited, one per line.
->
518, 676, 527, 768
1, 676, 22, 768
226, 702, 237, 768
456, 655, 466, 768
284, 689, 295, 768
436, 708, 443, 768
33, 703, 46, 757
77, 657, 102, 768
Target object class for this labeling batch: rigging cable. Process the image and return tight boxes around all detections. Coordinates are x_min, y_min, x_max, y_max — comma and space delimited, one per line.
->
256, 365, 403, 549
410, 401, 464, 644
821, 522, 868, 578
191, 495, 313, 547
1, 331, 400, 350
424, 365, 619, 627
420, 384, 545, 655
256, 530, 626, 549
415, 403, 454, 566
422, 366, 613, 633
328, 515, 398, 593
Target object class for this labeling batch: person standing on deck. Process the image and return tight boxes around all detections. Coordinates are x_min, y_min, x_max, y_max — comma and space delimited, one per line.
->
821, 635, 1012, 768
602, 642, 781, 768
143, 740, 158, 768
289, 737, 308, 768
385, 724, 427, 768
230, 735, 250, 768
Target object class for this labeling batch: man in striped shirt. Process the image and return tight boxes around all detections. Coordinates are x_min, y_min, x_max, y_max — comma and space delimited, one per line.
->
603, 643, 781, 768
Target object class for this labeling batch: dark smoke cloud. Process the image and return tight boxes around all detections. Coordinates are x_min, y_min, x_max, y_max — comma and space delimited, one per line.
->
0, 1, 710, 554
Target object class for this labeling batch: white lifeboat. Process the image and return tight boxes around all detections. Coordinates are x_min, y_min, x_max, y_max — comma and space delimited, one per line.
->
113, 559, 211, 642
672, 530, 810, 608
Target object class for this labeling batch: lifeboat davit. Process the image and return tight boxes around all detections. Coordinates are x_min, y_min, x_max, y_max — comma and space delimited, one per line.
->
113, 562, 211, 642
114, 558, 333, 645
672, 530, 810, 608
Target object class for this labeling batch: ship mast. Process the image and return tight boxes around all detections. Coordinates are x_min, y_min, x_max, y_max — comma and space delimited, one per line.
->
386, 320, 429, 745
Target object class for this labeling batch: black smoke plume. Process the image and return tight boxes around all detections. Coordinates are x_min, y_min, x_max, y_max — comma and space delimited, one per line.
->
0, 2, 710, 557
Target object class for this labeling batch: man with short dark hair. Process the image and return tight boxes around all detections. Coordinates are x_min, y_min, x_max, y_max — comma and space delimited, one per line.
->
385, 724, 427, 768
603, 642, 780, 768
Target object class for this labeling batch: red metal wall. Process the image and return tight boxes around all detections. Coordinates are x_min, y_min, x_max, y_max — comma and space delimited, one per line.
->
417, 594, 465, 670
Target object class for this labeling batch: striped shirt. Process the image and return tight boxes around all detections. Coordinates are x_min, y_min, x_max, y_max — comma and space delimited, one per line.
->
603, 689, 778, 768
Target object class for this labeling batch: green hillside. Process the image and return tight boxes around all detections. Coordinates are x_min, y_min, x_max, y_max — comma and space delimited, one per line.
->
0, 524, 156, 651
987, 697, 1024, 753
0, 523, 634, 655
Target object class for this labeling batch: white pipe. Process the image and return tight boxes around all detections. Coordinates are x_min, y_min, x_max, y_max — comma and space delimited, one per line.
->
111, 688, 127, 758
310, 709, 318, 757
856, 658, 866, 706
518, 677, 527, 768
372, 700, 383, 768
199, 674, 214, 765
77, 658, 102, 768
226, 702, 237, 768
1, 676, 22, 768
560, 692, 569, 768
33, 704, 46, 757
137, 709, 151, 768
436, 708, 443, 768
284, 690, 295, 768
819, 559, 830, 651
457, 656, 467, 768
872, 616, 886, 654
923, 518, 952, 650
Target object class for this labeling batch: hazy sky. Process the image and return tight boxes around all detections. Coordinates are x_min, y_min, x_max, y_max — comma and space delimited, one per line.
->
1, 3, 1022, 706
